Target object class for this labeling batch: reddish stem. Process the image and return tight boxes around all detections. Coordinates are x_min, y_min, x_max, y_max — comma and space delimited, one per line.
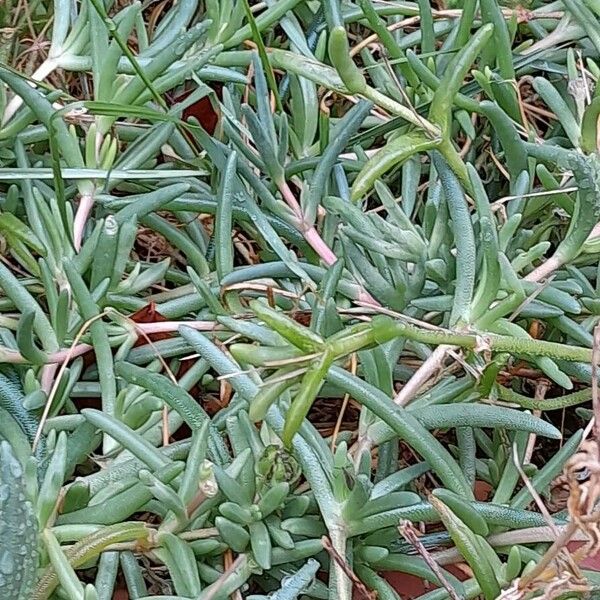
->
278, 181, 379, 305
73, 192, 95, 251
135, 321, 216, 334
279, 181, 338, 264
0, 321, 218, 364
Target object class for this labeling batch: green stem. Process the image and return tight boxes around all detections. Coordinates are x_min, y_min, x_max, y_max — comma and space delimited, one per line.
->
371, 316, 593, 363
497, 385, 592, 410
319, 316, 593, 369
32, 523, 151, 600
437, 138, 470, 191
362, 86, 440, 137
329, 322, 376, 357
329, 525, 352, 600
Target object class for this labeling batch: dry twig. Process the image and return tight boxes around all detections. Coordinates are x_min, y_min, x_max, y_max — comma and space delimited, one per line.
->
321, 536, 376, 600
399, 520, 462, 600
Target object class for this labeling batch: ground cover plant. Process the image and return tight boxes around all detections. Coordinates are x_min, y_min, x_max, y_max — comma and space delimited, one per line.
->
2, 0, 600, 598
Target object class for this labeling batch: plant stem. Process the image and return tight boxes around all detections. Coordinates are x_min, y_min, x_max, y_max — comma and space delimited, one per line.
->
393, 344, 453, 406
0, 321, 218, 365
362, 86, 440, 137
373, 318, 593, 363
278, 181, 336, 262
327, 526, 353, 600
279, 181, 377, 303
73, 191, 95, 251
32, 523, 152, 600
497, 385, 592, 410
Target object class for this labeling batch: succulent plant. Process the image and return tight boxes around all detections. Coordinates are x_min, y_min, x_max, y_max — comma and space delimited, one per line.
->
1, 0, 600, 598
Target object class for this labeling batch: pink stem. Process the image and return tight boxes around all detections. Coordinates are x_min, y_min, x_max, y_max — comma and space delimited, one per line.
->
279, 181, 338, 264
356, 289, 378, 305
524, 256, 564, 283
303, 226, 338, 266
525, 221, 600, 283
279, 181, 380, 306
0, 321, 218, 364
279, 181, 304, 220
48, 343, 93, 363
40, 363, 58, 394
73, 192, 95, 251
135, 321, 216, 334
